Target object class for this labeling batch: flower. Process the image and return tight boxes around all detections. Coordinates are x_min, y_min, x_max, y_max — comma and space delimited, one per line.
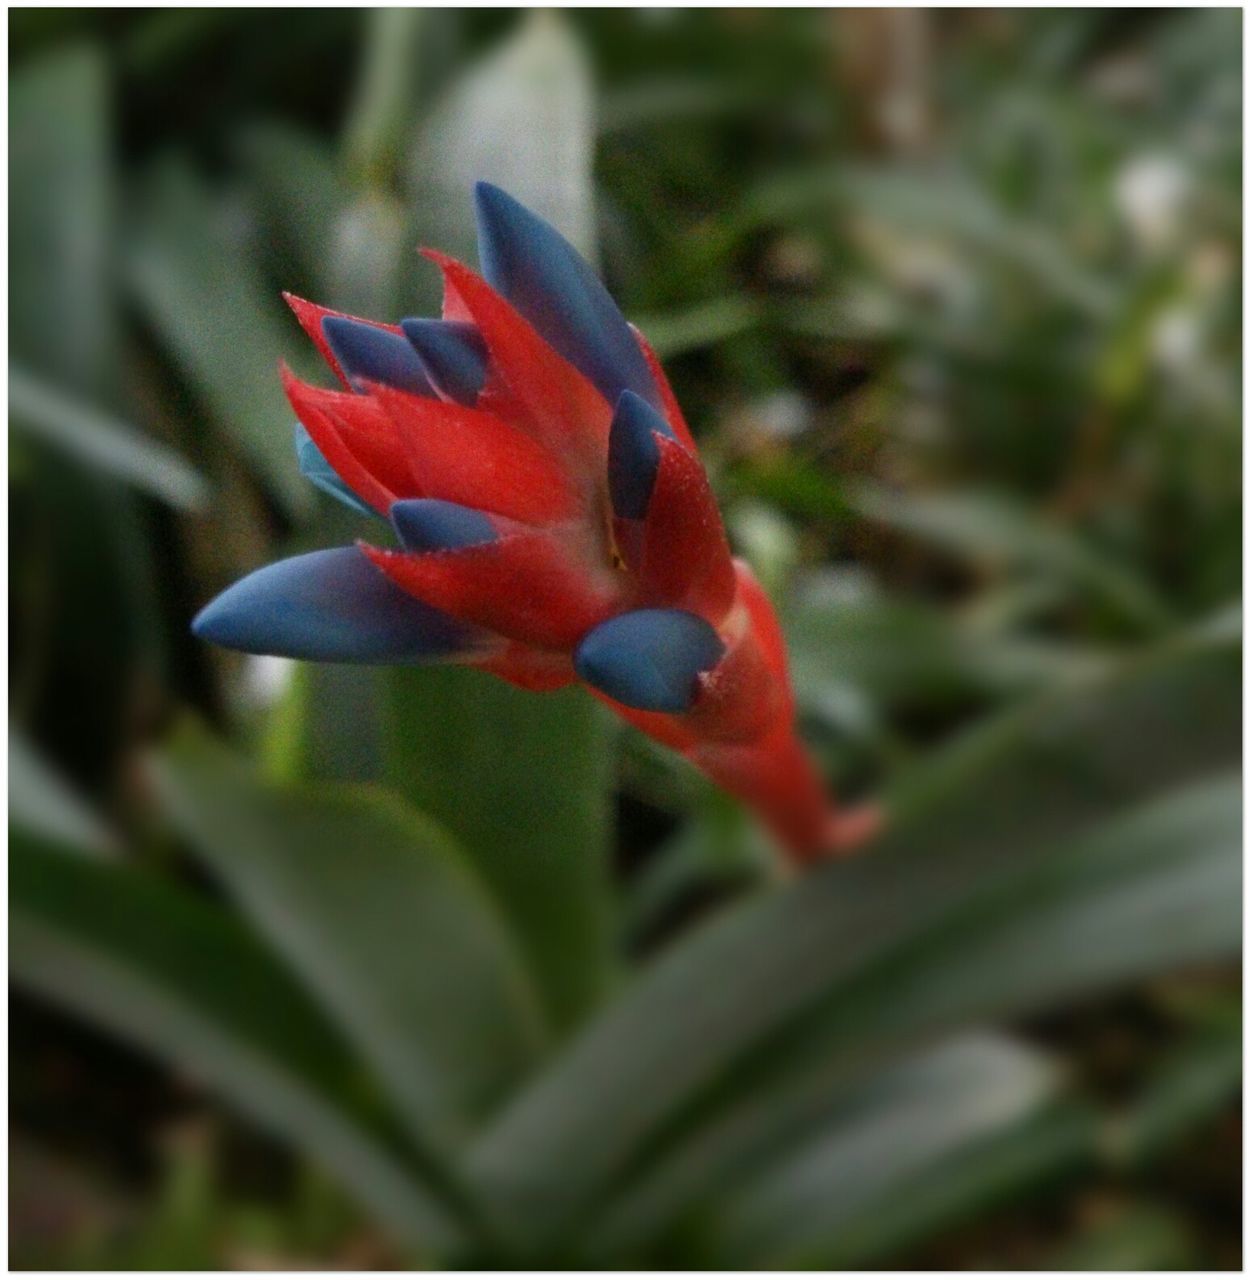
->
194, 183, 870, 861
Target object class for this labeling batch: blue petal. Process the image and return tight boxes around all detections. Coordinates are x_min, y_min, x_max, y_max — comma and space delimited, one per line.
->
473, 181, 662, 412
294, 422, 377, 518
192, 547, 481, 663
390, 499, 497, 553
608, 389, 678, 520
322, 316, 435, 395
574, 609, 725, 713
401, 318, 489, 405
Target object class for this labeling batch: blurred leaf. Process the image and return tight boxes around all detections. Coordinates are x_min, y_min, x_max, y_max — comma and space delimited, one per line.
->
789, 772, 1239, 1070
730, 166, 1113, 318
234, 123, 347, 297
633, 296, 761, 359
847, 483, 1173, 635
760, 1102, 1097, 1269
9, 831, 460, 1254
599, 78, 755, 134
8, 725, 116, 855
784, 570, 1113, 727
152, 723, 548, 1154
622, 804, 770, 949
11, 366, 209, 512
341, 8, 427, 187
689, 1035, 1059, 1266
10, 45, 115, 396
467, 627, 1238, 1249
1047, 1204, 1197, 1271
589, 1034, 1087, 1265
124, 157, 309, 515
588, 766, 1240, 1260
1107, 1021, 1242, 1169
407, 11, 595, 267
384, 672, 614, 1034
328, 190, 409, 320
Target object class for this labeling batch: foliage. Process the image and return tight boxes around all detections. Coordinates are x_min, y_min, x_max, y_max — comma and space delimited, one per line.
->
9, 8, 1241, 1269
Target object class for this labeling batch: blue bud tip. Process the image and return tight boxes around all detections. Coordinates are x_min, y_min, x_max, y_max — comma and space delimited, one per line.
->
574, 608, 725, 713
390, 499, 497, 553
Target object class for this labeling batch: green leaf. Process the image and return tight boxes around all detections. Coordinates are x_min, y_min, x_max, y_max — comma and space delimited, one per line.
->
688, 1035, 1060, 1267
10, 45, 115, 396
782, 773, 1239, 1073
233, 123, 347, 298
8, 725, 116, 855
466, 629, 1238, 1249
632, 296, 761, 360
1106, 1022, 1242, 1168
383, 671, 614, 1033
1047, 1205, 1198, 1271
783, 570, 1112, 728
10, 366, 209, 512
584, 769, 1239, 1260
10, 831, 460, 1256
846, 483, 1173, 636
123, 156, 309, 515
784, 1102, 1097, 1269
341, 8, 428, 187
587, 1030, 1084, 1265
151, 723, 548, 1155
406, 11, 596, 267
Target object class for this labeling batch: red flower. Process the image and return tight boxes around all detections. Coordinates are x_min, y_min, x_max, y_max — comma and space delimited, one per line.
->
195, 184, 873, 861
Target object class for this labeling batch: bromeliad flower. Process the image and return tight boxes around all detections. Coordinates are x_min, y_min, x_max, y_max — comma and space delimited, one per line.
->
194, 183, 871, 862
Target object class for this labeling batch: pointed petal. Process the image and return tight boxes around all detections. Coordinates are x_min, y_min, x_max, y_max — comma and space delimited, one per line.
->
690, 726, 833, 860
390, 499, 497, 552
439, 273, 473, 324
322, 316, 436, 395
192, 547, 488, 663
574, 609, 725, 713
631, 322, 698, 453
623, 430, 737, 623
401, 319, 488, 405
362, 533, 619, 650
733, 557, 796, 719
686, 623, 785, 744
608, 390, 677, 520
281, 367, 405, 512
422, 250, 611, 471
474, 182, 661, 413
294, 423, 376, 517
370, 382, 581, 524
283, 294, 405, 390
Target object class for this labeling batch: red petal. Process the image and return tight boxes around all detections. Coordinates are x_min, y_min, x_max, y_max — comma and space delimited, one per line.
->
477, 643, 577, 692
282, 369, 414, 503
631, 323, 698, 453
690, 726, 833, 860
283, 294, 405, 390
361, 534, 621, 651
624, 435, 736, 623
733, 558, 796, 719
687, 625, 786, 744
421, 251, 611, 473
368, 383, 582, 524
282, 367, 395, 513
440, 275, 473, 324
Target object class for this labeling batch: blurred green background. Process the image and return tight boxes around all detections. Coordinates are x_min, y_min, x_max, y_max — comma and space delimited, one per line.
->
9, 7, 1242, 1270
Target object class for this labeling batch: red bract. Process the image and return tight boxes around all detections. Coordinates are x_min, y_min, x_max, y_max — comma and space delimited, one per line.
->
194, 183, 873, 862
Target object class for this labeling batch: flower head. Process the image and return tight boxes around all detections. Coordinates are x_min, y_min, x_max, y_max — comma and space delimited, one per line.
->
194, 183, 868, 861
